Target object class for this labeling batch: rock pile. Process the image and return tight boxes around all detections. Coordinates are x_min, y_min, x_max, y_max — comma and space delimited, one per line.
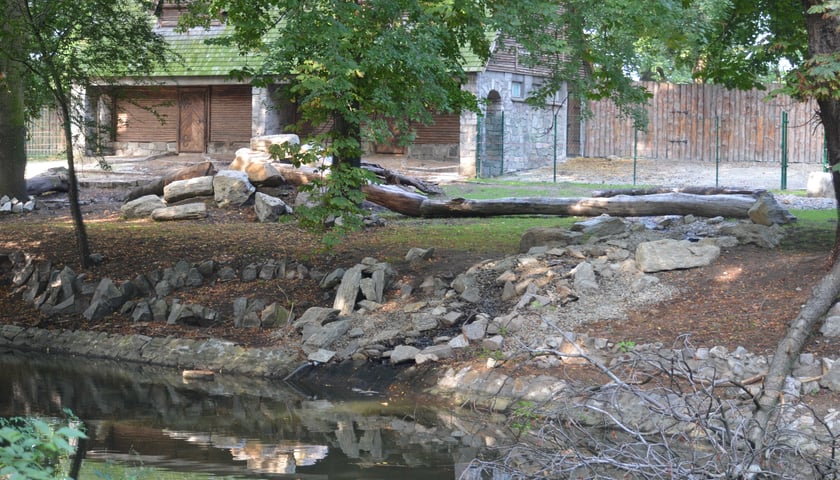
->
0, 195, 37, 214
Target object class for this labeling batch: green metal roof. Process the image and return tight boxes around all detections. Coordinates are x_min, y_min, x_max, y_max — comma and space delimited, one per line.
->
151, 26, 260, 77
152, 25, 496, 78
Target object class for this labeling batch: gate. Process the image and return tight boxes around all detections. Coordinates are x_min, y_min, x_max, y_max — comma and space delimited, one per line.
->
477, 110, 505, 177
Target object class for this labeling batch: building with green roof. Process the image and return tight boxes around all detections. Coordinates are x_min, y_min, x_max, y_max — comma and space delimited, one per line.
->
89, 5, 573, 177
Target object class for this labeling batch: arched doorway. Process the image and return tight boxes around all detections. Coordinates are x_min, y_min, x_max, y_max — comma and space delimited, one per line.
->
479, 90, 504, 177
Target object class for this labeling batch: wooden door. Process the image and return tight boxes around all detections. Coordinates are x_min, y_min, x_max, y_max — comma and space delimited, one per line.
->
179, 88, 207, 152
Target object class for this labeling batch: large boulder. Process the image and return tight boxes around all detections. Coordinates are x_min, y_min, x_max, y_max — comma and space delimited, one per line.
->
807, 171, 833, 198
519, 227, 584, 253
571, 215, 627, 237
163, 176, 214, 203
254, 192, 292, 223
719, 222, 784, 248
748, 193, 796, 226
250, 134, 301, 154
151, 203, 207, 221
635, 239, 720, 273
213, 170, 255, 207
121, 195, 166, 218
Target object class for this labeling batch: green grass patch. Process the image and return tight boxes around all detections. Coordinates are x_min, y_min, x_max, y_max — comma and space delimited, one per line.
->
374, 216, 578, 254
781, 208, 837, 252
442, 181, 638, 200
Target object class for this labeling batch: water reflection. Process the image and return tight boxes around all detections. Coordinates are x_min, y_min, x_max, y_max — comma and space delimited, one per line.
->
0, 349, 499, 479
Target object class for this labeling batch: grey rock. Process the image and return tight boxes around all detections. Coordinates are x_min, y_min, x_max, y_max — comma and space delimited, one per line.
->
412, 314, 439, 332
441, 311, 463, 327
154, 280, 173, 297
719, 222, 784, 249
217, 266, 237, 282
197, 260, 215, 277
463, 317, 488, 341
748, 192, 796, 226
448, 334, 470, 348
482, 335, 504, 350
232, 297, 248, 327
360, 277, 377, 302
571, 215, 627, 237
241, 263, 258, 282
334, 264, 363, 315
163, 176, 214, 203
390, 345, 421, 364
294, 307, 340, 330
308, 349, 336, 364
572, 261, 599, 293
254, 192, 291, 222
319, 268, 345, 290
151, 203, 207, 221
83, 278, 126, 321
213, 170, 255, 207
121, 195, 166, 218
519, 227, 584, 253
261, 303, 293, 328
303, 319, 350, 348
132, 301, 152, 322
151, 298, 169, 322
635, 239, 720, 273
405, 247, 435, 262
807, 172, 833, 198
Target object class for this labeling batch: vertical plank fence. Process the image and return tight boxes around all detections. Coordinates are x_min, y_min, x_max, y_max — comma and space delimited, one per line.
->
584, 82, 824, 164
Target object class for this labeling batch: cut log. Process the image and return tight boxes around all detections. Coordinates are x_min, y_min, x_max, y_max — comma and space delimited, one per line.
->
124, 162, 217, 202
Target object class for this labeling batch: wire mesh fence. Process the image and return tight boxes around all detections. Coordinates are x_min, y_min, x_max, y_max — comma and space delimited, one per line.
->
26, 106, 66, 160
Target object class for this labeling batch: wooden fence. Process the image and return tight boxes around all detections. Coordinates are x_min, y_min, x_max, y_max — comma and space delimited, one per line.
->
584, 82, 824, 164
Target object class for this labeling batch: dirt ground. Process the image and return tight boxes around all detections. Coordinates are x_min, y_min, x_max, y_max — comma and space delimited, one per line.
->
2, 153, 838, 364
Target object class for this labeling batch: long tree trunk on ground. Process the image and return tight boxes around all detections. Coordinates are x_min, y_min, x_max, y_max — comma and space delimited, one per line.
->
0, 0, 28, 201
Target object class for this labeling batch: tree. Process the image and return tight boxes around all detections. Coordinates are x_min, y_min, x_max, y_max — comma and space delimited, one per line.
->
0, 0, 170, 267
0, 0, 28, 201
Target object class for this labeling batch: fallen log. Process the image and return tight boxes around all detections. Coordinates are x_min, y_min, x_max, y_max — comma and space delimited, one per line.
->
27, 170, 70, 195
360, 161, 444, 195
273, 164, 791, 221
124, 162, 216, 202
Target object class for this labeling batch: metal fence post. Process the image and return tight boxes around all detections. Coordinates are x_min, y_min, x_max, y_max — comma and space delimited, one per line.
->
476, 115, 482, 179
553, 112, 558, 183
781, 111, 788, 190
633, 129, 638, 185
715, 115, 720, 187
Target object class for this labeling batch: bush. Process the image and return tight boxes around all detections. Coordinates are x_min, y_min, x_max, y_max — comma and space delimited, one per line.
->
0, 411, 86, 479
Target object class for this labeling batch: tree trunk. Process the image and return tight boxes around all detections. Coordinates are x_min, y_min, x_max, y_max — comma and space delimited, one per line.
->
748, 1, 840, 450
58, 97, 92, 268
273, 164, 769, 219
0, 0, 28, 201
592, 186, 764, 198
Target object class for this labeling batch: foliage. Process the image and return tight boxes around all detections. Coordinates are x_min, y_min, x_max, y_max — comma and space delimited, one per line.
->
0, 412, 86, 480
183, 0, 493, 166
0, 0, 171, 267
616, 340, 636, 352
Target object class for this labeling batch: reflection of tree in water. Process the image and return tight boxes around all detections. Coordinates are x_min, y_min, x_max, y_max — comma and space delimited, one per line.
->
0, 352, 502, 477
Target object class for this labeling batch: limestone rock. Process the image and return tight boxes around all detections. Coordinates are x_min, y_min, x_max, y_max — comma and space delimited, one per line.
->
83, 278, 126, 321
390, 345, 420, 364
807, 171, 833, 198
571, 215, 627, 237
635, 239, 720, 273
572, 261, 599, 293
719, 222, 784, 248
303, 319, 350, 348
405, 247, 435, 262
333, 265, 363, 315
163, 176, 214, 203
250, 134, 300, 154
261, 303, 293, 328
519, 227, 583, 253
121, 195, 166, 218
151, 203, 207, 221
213, 170, 255, 207
294, 307, 340, 331
820, 302, 840, 337
748, 193, 796, 226
254, 192, 292, 222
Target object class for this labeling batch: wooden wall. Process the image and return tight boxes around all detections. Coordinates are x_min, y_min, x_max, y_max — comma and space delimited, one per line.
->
115, 87, 178, 143
584, 82, 824, 164
209, 85, 251, 142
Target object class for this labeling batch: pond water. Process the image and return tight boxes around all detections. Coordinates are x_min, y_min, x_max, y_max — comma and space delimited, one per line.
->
0, 349, 500, 479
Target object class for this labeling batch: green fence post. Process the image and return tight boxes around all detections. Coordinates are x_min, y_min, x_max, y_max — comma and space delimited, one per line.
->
633, 129, 638, 185
824, 133, 829, 173
715, 116, 720, 187
781, 111, 788, 190
500, 111, 505, 175
475, 115, 482, 179
553, 112, 558, 183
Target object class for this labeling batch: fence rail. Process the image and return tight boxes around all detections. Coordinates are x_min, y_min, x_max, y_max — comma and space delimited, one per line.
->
584, 82, 824, 164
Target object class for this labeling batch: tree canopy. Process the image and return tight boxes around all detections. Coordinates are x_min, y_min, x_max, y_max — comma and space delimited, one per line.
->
0, 0, 171, 266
